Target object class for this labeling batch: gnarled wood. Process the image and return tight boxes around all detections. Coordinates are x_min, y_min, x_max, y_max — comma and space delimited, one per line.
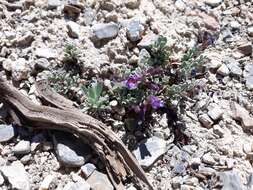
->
0, 78, 153, 190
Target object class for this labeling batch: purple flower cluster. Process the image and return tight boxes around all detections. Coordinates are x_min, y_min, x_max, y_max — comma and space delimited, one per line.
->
148, 96, 164, 109
123, 74, 141, 89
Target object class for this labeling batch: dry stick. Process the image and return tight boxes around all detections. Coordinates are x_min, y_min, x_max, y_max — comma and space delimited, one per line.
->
0, 79, 154, 190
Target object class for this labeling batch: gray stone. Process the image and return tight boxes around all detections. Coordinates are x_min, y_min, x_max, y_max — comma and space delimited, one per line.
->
127, 19, 142, 42
198, 114, 213, 128
35, 48, 57, 59
198, 166, 216, 176
0, 173, 4, 185
237, 42, 252, 56
83, 8, 96, 26
247, 26, 253, 37
16, 31, 34, 47
247, 173, 253, 189
138, 33, 158, 49
133, 136, 167, 168
0, 124, 15, 143
67, 21, 80, 38
56, 143, 85, 167
172, 176, 183, 189
230, 21, 241, 30
0, 161, 30, 190
0, 158, 6, 167
47, 0, 62, 9
202, 153, 216, 165
138, 49, 151, 66
81, 163, 96, 178
213, 125, 225, 138
39, 175, 55, 190
217, 64, 230, 76
63, 181, 90, 190
54, 132, 91, 167
34, 58, 50, 70
227, 61, 242, 76
92, 23, 119, 40
87, 170, 113, 190
204, 0, 222, 7
173, 162, 186, 174
207, 106, 223, 121
231, 102, 253, 128
244, 64, 253, 90
175, 0, 186, 11
219, 170, 242, 190
125, 0, 140, 9
12, 58, 30, 81
13, 140, 31, 155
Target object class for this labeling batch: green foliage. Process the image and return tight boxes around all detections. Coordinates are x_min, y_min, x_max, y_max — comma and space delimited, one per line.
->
180, 48, 205, 80
48, 71, 80, 98
63, 44, 80, 63
148, 35, 170, 65
81, 82, 108, 109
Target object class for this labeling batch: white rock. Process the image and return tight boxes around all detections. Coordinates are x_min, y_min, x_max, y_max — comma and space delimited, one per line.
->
0, 161, 30, 190
81, 163, 96, 178
35, 48, 57, 59
217, 64, 230, 76
11, 58, 30, 81
63, 181, 90, 190
67, 21, 80, 38
207, 106, 223, 121
175, 0, 186, 11
202, 153, 216, 165
13, 140, 31, 155
126, 18, 142, 42
87, 170, 113, 190
2, 59, 12, 72
133, 136, 167, 168
243, 143, 252, 154
230, 21, 241, 30
92, 23, 119, 40
213, 125, 225, 138
39, 174, 55, 190
0, 173, 4, 185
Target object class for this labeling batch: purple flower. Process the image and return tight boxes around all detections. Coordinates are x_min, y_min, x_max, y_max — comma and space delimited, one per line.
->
148, 96, 164, 109
146, 82, 160, 91
123, 74, 141, 89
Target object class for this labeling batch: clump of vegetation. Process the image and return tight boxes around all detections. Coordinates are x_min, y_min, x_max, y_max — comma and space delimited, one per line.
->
48, 70, 80, 100
62, 44, 83, 74
63, 44, 80, 64
148, 35, 170, 65
81, 82, 108, 111
49, 36, 205, 146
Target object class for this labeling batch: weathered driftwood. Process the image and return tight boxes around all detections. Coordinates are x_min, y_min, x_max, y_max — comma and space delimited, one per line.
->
0, 78, 153, 190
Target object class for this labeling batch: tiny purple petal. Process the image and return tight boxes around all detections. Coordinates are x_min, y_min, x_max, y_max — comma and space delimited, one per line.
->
147, 82, 160, 91
149, 96, 164, 109
123, 73, 141, 89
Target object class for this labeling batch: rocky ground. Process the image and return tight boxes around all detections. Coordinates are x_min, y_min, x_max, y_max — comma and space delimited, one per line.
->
0, 0, 253, 189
